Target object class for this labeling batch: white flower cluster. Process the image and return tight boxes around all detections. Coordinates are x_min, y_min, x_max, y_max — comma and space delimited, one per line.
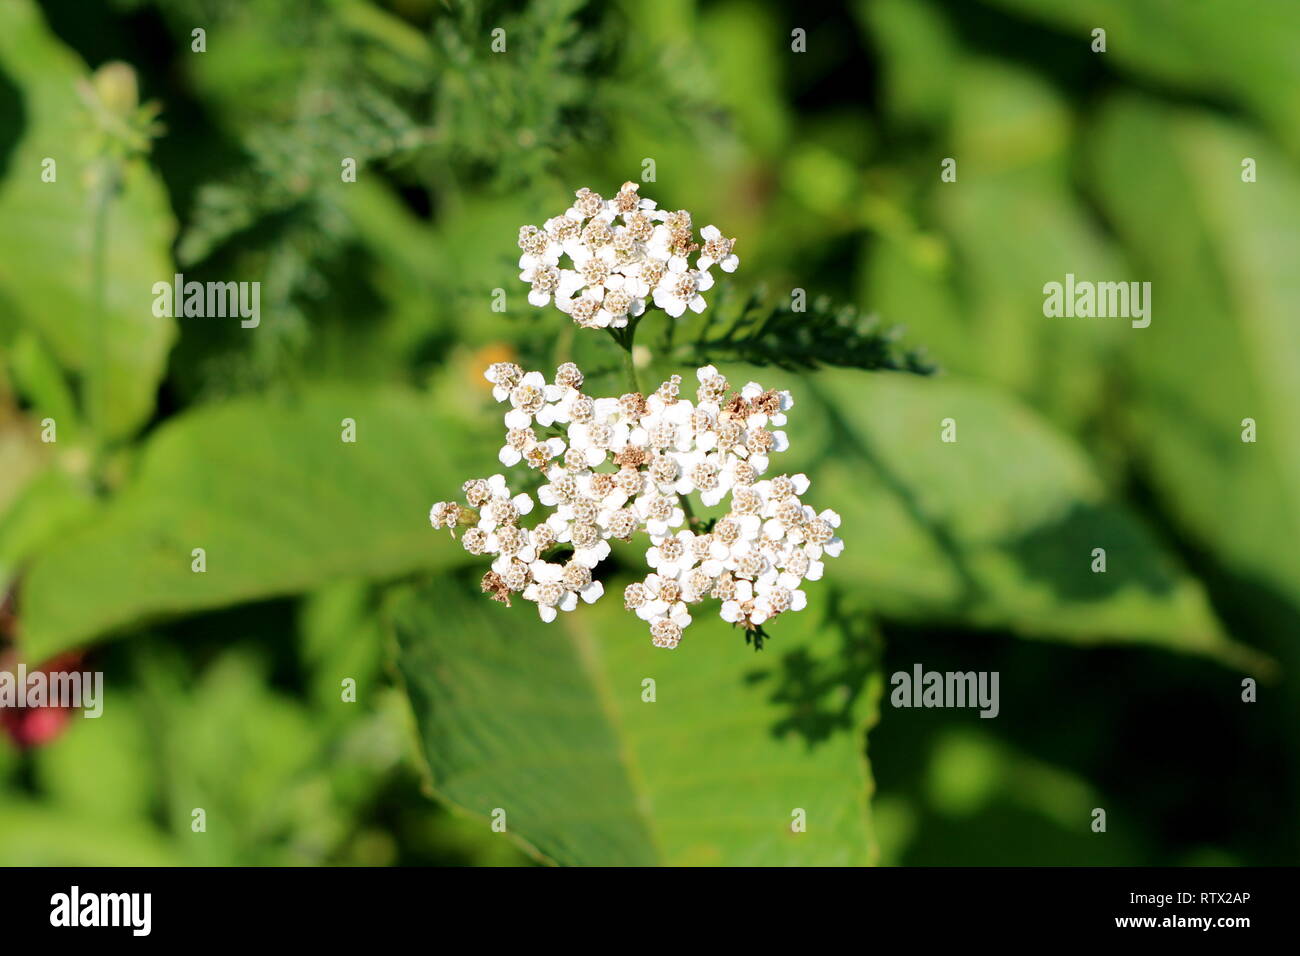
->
430, 361, 843, 649
516, 182, 739, 328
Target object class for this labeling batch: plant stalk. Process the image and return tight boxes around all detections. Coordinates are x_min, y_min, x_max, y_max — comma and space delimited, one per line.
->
611, 317, 643, 395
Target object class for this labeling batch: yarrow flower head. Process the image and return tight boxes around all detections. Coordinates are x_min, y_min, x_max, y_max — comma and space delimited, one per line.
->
429, 359, 843, 651
516, 182, 739, 328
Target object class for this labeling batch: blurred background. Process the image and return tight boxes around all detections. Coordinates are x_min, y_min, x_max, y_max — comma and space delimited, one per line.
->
0, 0, 1296, 865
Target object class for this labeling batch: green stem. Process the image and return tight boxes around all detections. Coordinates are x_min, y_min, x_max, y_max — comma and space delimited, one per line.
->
88, 161, 118, 475
554, 319, 574, 369
611, 317, 643, 395
679, 493, 700, 530
620, 345, 641, 395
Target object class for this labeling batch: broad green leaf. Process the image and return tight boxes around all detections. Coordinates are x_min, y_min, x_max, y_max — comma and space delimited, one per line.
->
798, 370, 1259, 668
0, 460, 96, 596
943, 61, 1124, 415
6, 331, 81, 442
1087, 96, 1300, 610
18, 384, 494, 660
977, 0, 1300, 156
863, 60, 1126, 432
0, 0, 177, 441
0, 407, 97, 597
392, 578, 879, 866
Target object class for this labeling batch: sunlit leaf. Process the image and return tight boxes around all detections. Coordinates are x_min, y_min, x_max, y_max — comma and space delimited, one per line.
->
0, 0, 176, 442
1087, 95, 1300, 611
392, 577, 880, 866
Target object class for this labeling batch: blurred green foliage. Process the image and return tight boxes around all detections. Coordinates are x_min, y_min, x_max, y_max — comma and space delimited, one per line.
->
0, 0, 1295, 865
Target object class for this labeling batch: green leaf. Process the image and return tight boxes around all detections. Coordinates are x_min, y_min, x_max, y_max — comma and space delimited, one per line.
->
675, 284, 938, 376
0, 461, 96, 596
1087, 95, 1300, 611
977, 0, 1300, 156
798, 370, 1260, 669
391, 577, 880, 866
0, 0, 177, 442
18, 384, 492, 660
855, 0, 958, 129
863, 60, 1126, 432
6, 331, 81, 441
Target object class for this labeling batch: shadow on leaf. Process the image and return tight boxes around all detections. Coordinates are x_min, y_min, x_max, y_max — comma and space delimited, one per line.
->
745, 587, 880, 750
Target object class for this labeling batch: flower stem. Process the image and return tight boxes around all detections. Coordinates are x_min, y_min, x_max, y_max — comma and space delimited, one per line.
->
621, 345, 641, 395
680, 493, 700, 530
88, 161, 118, 474
611, 317, 643, 395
